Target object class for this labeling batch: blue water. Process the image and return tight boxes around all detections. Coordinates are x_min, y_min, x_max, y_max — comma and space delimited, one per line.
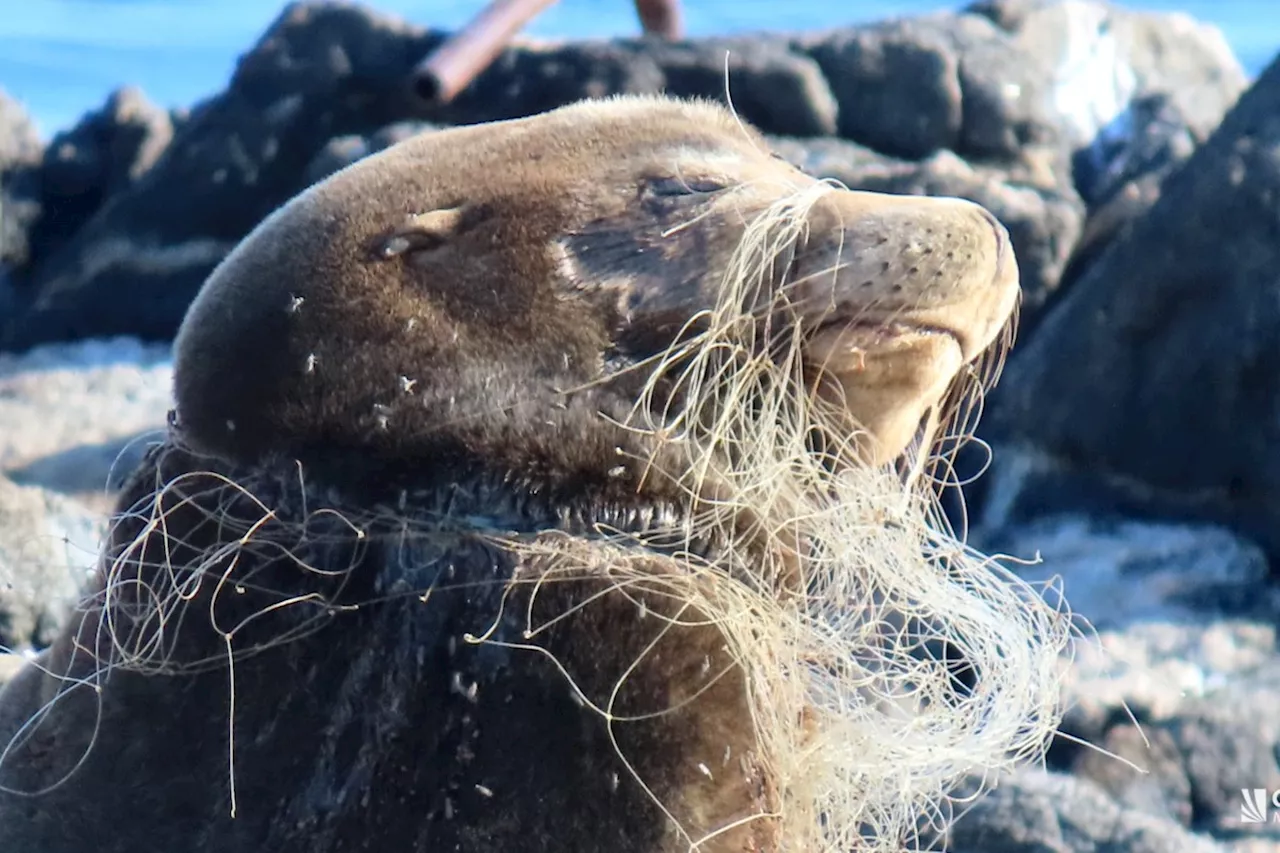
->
0, 0, 1273, 138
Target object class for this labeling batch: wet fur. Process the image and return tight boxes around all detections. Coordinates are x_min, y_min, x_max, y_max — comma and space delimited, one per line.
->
0, 95, 1065, 852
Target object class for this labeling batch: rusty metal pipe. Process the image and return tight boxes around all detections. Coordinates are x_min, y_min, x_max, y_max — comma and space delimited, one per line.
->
635, 0, 683, 40
412, 0, 685, 106
412, 0, 561, 104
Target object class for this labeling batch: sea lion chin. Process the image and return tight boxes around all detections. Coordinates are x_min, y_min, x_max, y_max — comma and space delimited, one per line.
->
0, 95, 1064, 853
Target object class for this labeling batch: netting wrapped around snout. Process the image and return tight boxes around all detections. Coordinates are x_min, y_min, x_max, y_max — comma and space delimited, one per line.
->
492, 181, 1069, 850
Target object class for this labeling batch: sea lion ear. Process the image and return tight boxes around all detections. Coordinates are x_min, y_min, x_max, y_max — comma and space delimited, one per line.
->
373, 204, 492, 259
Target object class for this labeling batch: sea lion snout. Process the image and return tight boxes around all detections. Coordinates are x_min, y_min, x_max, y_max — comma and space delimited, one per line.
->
790, 192, 1018, 358
790, 191, 1020, 464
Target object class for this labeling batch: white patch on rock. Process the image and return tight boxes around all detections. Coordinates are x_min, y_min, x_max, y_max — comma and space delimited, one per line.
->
0, 335, 173, 482
0, 336, 175, 651
1067, 619, 1276, 721
1017, 1, 1138, 147
996, 513, 1268, 630
0, 474, 105, 652
1013, 0, 1247, 153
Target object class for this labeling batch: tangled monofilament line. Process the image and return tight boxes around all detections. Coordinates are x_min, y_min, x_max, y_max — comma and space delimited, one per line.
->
505, 180, 1075, 851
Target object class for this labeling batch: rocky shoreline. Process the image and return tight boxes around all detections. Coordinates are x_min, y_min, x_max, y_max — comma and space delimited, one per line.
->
2, 1, 1278, 850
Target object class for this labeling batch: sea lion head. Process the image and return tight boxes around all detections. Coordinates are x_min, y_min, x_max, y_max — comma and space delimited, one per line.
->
173, 94, 1017, 482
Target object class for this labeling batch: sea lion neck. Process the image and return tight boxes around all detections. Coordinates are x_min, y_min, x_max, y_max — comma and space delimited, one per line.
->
180, 415, 710, 551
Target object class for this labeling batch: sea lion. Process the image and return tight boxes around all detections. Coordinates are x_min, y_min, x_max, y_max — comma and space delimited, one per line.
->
0, 95, 1066, 852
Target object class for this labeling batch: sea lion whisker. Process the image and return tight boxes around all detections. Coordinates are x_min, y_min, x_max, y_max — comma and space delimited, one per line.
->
720, 52, 773, 162
658, 205, 720, 239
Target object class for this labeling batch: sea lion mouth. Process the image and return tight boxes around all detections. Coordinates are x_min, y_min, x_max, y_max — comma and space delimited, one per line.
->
804, 315, 967, 375
813, 317, 961, 346
776, 191, 1018, 383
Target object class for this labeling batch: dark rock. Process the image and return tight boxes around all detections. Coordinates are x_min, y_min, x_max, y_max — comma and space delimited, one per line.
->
1165, 700, 1280, 835
1049, 174, 1159, 327
0, 3, 845, 352
769, 135, 1083, 311
943, 767, 1224, 852
304, 120, 438, 185
228, 3, 440, 106
767, 134, 905, 180
1072, 723, 1194, 826
0, 0, 1247, 354
423, 39, 663, 126
800, 11, 1062, 165
0, 90, 43, 272
303, 133, 372, 186
1049, 95, 1204, 323
799, 0, 1245, 184
944, 13, 1062, 160
1074, 93, 1198, 209
967, 0, 1048, 31
0, 2, 443, 351
43, 87, 171, 203
26, 87, 173, 269
0, 269, 16, 324
801, 21, 964, 159
987, 52, 1280, 559
965, 1, 1248, 323
644, 37, 837, 137
423, 35, 837, 139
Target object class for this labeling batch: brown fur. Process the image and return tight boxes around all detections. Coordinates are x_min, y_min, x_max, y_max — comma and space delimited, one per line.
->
0, 95, 1019, 852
